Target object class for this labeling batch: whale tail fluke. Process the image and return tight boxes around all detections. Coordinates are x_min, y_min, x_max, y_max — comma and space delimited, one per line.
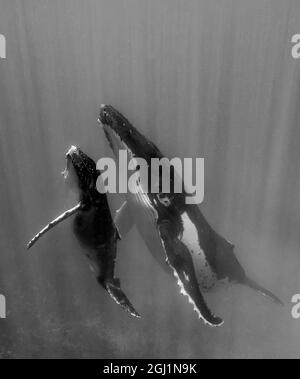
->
104, 280, 141, 319
243, 276, 284, 306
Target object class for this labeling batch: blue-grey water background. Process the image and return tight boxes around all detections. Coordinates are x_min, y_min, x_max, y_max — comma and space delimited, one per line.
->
0, 0, 300, 358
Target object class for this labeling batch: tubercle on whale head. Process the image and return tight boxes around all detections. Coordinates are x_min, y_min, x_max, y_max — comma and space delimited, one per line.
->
98, 104, 115, 126
62, 145, 99, 192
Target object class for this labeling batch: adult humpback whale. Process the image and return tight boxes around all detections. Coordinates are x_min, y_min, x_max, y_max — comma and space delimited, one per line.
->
27, 146, 139, 318
98, 104, 283, 327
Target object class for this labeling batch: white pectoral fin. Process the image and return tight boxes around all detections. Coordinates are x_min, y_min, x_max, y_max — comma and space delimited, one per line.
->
27, 202, 82, 250
157, 221, 223, 327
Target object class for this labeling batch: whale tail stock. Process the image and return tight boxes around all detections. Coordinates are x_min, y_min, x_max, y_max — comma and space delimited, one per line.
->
242, 276, 284, 306
214, 239, 284, 306
196, 220, 284, 307
95, 238, 141, 319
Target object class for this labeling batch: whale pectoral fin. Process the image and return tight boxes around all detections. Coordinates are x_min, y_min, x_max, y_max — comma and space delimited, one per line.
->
114, 201, 135, 239
27, 202, 82, 250
157, 222, 223, 327
96, 242, 140, 319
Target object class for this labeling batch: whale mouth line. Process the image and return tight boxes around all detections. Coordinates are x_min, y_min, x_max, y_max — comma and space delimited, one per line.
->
102, 124, 119, 152
102, 123, 137, 161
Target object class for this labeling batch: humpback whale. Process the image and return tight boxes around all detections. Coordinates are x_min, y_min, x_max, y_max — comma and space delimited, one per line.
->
98, 104, 283, 327
27, 146, 139, 318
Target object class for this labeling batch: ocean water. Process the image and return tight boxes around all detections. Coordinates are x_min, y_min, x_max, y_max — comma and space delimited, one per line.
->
0, 0, 299, 358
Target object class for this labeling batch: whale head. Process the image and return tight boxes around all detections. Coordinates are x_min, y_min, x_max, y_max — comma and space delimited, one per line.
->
62, 145, 98, 192
98, 104, 163, 164
98, 104, 187, 205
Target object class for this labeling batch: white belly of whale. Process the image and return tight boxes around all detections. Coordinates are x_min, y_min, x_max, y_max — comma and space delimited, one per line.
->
131, 186, 217, 290
180, 212, 217, 290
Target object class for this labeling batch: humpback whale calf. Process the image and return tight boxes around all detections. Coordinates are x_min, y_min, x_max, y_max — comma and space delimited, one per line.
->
98, 104, 283, 327
27, 146, 139, 318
